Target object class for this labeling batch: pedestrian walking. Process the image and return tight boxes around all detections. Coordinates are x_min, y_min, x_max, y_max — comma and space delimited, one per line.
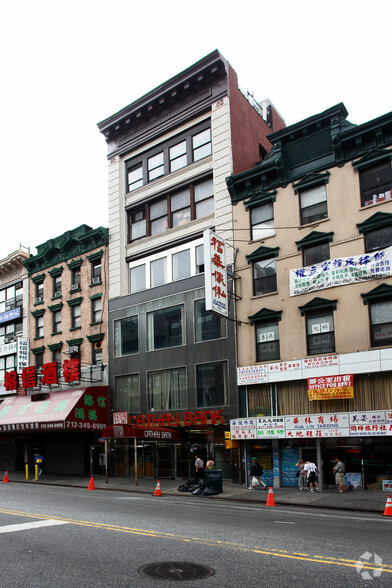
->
304, 460, 320, 493
333, 457, 345, 493
296, 458, 307, 491
250, 457, 268, 489
194, 455, 204, 483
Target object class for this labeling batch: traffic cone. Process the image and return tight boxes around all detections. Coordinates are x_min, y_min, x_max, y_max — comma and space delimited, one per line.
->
88, 476, 95, 490
383, 494, 392, 516
2, 471, 9, 483
266, 486, 276, 507
153, 480, 162, 496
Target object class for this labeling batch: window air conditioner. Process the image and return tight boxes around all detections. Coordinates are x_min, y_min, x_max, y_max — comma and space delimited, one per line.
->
67, 346, 78, 354
92, 277, 101, 284
5, 301, 15, 310
5, 334, 15, 343
71, 284, 79, 291
35, 296, 43, 304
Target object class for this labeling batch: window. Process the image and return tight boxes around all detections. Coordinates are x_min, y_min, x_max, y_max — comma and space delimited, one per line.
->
114, 316, 138, 356
306, 311, 335, 355
302, 242, 330, 266
253, 258, 277, 295
359, 161, 392, 207
364, 226, 392, 253
194, 299, 225, 342
196, 245, 204, 273
92, 343, 103, 366
125, 122, 211, 193
91, 298, 102, 323
251, 203, 274, 240
128, 177, 214, 242
53, 275, 61, 297
170, 141, 187, 172
130, 264, 146, 293
53, 311, 61, 334
71, 304, 81, 328
35, 281, 44, 302
172, 250, 191, 281
192, 128, 211, 161
147, 367, 186, 411
36, 316, 43, 338
196, 362, 227, 408
91, 260, 101, 282
71, 268, 80, 288
53, 351, 62, 368
299, 185, 328, 225
35, 352, 44, 370
255, 321, 280, 362
147, 305, 183, 350
115, 374, 140, 412
0, 282, 23, 313
369, 300, 392, 347
150, 258, 166, 287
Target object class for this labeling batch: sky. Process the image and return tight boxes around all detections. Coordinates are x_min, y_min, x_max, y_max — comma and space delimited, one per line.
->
1, 0, 391, 260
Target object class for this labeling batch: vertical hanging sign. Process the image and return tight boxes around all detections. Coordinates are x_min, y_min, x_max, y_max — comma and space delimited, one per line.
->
203, 229, 228, 316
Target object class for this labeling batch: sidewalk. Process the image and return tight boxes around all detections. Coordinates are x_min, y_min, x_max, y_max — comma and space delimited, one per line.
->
3, 471, 390, 515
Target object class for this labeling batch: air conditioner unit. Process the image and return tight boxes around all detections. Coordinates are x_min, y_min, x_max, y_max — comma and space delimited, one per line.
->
5, 301, 15, 310
35, 296, 43, 304
67, 346, 79, 354
71, 284, 79, 291
92, 277, 101, 284
94, 341, 102, 350
4, 334, 15, 343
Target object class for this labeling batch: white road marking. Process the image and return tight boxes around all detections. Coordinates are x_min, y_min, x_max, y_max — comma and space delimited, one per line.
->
274, 520, 295, 524
0, 519, 69, 534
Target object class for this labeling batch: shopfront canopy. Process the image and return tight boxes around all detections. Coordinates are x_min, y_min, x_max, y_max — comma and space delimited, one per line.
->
102, 424, 186, 441
0, 386, 108, 433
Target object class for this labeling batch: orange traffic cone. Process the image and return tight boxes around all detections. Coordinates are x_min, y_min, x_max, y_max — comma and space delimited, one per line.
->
153, 480, 162, 496
383, 494, 392, 516
88, 476, 95, 490
266, 486, 276, 507
2, 471, 9, 483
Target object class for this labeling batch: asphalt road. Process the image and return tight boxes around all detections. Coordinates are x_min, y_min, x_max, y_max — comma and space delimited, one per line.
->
0, 483, 391, 587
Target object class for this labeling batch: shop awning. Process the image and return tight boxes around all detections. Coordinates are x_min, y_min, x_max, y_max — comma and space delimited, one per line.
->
0, 386, 108, 433
102, 424, 186, 441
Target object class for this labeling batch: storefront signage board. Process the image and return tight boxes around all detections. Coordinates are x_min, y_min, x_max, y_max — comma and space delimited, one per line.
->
256, 417, 285, 439
307, 374, 354, 401
349, 411, 392, 436
237, 365, 268, 385
230, 418, 257, 439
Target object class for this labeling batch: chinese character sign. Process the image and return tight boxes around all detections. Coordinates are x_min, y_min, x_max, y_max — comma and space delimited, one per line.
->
307, 374, 354, 401
203, 229, 228, 317
17, 338, 29, 373
289, 247, 392, 296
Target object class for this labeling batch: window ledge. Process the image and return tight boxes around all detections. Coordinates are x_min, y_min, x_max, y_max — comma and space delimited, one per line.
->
69, 287, 81, 294
89, 321, 103, 327
51, 294, 62, 301
299, 217, 330, 229
89, 281, 102, 288
51, 331, 62, 336
250, 232, 276, 244
69, 327, 81, 332
34, 336, 44, 341
360, 200, 391, 211
251, 291, 278, 300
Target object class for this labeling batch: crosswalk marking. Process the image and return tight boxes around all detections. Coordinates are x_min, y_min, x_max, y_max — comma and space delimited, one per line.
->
0, 519, 69, 534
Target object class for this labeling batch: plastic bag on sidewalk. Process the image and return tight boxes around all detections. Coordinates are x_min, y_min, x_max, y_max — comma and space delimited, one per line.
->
251, 476, 260, 487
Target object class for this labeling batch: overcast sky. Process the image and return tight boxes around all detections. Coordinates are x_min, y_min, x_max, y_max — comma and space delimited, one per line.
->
1, 0, 390, 261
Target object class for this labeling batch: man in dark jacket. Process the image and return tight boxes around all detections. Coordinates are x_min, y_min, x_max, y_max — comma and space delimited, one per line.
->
250, 457, 267, 489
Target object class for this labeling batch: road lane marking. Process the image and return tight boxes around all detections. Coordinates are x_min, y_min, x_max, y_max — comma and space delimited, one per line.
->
0, 507, 390, 573
274, 521, 295, 524
0, 519, 69, 534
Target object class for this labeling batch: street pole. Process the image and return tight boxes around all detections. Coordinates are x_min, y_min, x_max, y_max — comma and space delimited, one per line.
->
134, 437, 138, 487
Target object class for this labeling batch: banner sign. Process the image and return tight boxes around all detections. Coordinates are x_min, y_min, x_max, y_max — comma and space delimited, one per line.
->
307, 374, 354, 401
257, 417, 285, 439
349, 411, 392, 436
382, 480, 392, 491
204, 229, 228, 316
230, 418, 257, 439
237, 364, 268, 385
289, 247, 392, 296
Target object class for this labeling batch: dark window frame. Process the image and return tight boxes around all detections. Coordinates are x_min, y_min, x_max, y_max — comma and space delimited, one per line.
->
255, 320, 280, 362
305, 310, 336, 356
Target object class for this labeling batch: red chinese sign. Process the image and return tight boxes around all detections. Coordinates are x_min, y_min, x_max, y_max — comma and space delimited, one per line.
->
5, 359, 81, 394
307, 374, 354, 401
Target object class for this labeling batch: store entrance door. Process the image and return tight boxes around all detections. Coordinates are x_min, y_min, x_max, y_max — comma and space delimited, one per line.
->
156, 445, 175, 479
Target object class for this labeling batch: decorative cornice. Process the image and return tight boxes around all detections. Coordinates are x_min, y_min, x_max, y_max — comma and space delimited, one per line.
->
357, 212, 392, 234
48, 302, 63, 312
31, 346, 45, 355
31, 273, 45, 284
66, 338, 83, 346
246, 246, 280, 264
299, 297, 337, 315
296, 231, 334, 250
48, 342, 63, 351
361, 283, 392, 305
248, 308, 282, 325
292, 171, 330, 194
31, 308, 45, 318
86, 333, 105, 343
48, 266, 64, 277
244, 189, 277, 210
67, 297, 83, 307
86, 250, 103, 263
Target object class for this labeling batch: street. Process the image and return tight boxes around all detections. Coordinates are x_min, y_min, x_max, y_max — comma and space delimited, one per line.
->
0, 483, 391, 587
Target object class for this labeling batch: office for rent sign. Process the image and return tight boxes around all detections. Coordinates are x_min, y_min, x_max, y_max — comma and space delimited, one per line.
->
307, 374, 354, 401
290, 247, 392, 296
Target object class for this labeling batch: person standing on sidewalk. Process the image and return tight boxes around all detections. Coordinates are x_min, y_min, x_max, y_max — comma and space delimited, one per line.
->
250, 457, 268, 489
296, 458, 307, 491
194, 455, 204, 483
304, 460, 320, 493
333, 457, 345, 493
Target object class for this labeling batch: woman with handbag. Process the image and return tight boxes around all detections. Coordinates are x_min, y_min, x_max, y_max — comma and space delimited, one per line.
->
296, 458, 307, 491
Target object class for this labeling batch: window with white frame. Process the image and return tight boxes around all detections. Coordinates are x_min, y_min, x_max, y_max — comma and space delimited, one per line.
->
369, 300, 392, 347
91, 298, 102, 323
250, 202, 274, 240
299, 185, 328, 225
306, 311, 335, 355
255, 321, 280, 362
128, 239, 204, 293
147, 367, 187, 411
253, 258, 277, 295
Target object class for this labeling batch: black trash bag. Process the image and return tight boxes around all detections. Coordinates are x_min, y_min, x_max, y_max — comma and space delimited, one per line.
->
202, 487, 218, 496
178, 484, 189, 492
192, 486, 204, 495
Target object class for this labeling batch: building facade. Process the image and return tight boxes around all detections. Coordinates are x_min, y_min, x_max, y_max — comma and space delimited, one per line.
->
0, 224, 109, 475
227, 104, 392, 490
98, 50, 285, 481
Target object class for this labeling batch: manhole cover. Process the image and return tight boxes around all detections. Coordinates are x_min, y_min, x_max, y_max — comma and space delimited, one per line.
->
139, 561, 214, 581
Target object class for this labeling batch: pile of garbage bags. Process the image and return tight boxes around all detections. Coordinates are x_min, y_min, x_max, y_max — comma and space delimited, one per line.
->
177, 479, 219, 496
